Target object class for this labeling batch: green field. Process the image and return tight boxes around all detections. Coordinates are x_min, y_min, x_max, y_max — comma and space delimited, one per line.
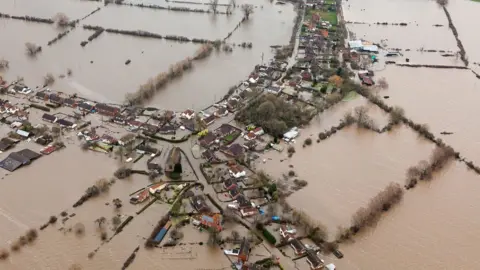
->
306, 9, 338, 26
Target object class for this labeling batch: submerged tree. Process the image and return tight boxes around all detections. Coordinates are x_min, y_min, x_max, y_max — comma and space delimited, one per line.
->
44, 73, 55, 86
436, 0, 448, 6
242, 4, 254, 19
210, 0, 219, 13
0, 59, 9, 69
95, 217, 107, 228
25, 42, 41, 55
53, 13, 70, 27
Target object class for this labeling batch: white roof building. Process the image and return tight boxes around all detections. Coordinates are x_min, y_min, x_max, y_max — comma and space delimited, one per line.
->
283, 127, 299, 141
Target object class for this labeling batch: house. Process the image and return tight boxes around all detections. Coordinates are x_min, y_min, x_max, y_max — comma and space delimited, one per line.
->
253, 127, 264, 136
265, 86, 282, 94
0, 149, 41, 171
240, 206, 258, 217
78, 102, 95, 113
0, 137, 16, 152
199, 133, 217, 148
165, 147, 181, 173
190, 195, 210, 213
221, 143, 245, 158
63, 98, 77, 108
283, 127, 299, 142
224, 177, 238, 190
289, 238, 306, 255
229, 164, 246, 178
244, 132, 256, 141
16, 129, 30, 138
49, 94, 64, 105
359, 74, 374, 86
141, 123, 159, 134
127, 120, 144, 129
215, 107, 228, 117
237, 237, 250, 263
202, 150, 220, 163
236, 194, 253, 209
35, 135, 53, 146
118, 133, 136, 146
158, 124, 176, 134
325, 263, 336, 270
56, 119, 76, 129
306, 250, 325, 270
181, 109, 195, 120
96, 103, 120, 117
199, 213, 222, 232
280, 225, 297, 239
202, 114, 216, 126
216, 124, 238, 138
243, 140, 257, 151
42, 113, 57, 123
229, 187, 242, 200
35, 91, 49, 101
101, 134, 118, 145
113, 115, 127, 125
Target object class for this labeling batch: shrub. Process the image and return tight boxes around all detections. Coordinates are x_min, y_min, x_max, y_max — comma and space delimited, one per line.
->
304, 138, 312, 146
26, 229, 38, 243
288, 170, 295, 177
287, 146, 295, 154
256, 224, 276, 245
0, 249, 9, 260
10, 241, 20, 252
100, 231, 108, 241
49, 216, 58, 224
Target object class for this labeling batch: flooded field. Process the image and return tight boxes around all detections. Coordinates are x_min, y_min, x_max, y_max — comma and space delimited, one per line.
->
0, 0, 296, 109
256, 123, 434, 237
333, 163, 480, 269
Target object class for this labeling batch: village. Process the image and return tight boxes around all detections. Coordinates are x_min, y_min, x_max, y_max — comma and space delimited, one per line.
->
0, 0, 392, 269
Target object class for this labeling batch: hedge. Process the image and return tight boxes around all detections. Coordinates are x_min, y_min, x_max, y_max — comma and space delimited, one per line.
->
257, 223, 276, 244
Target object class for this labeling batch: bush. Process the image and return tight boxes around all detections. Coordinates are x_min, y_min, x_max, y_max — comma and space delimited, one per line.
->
0, 249, 9, 260
304, 138, 312, 146
26, 229, 38, 243
256, 224, 276, 245
288, 170, 295, 177
49, 216, 58, 224
287, 146, 295, 154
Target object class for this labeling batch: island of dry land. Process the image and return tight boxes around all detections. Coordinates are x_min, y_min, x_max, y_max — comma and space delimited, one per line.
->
0, 0, 479, 269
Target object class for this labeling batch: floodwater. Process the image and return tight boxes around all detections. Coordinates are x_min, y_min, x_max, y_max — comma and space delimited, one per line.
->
0, 0, 296, 110
255, 108, 435, 237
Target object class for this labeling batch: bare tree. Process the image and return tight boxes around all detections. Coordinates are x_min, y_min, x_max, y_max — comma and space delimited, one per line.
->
0, 59, 9, 69
242, 4, 254, 19
112, 198, 122, 209
95, 217, 107, 228
44, 73, 55, 86
436, 0, 448, 6
25, 42, 41, 55
210, 0, 219, 14
377, 77, 389, 89
53, 13, 70, 27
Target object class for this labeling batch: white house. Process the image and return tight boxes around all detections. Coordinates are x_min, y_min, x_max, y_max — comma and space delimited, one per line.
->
229, 165, 246, 178
283, 127, 299, 142
181, 109, 195, 120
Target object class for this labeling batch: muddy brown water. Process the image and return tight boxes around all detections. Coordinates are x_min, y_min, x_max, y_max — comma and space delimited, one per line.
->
0, 0, 296, 110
